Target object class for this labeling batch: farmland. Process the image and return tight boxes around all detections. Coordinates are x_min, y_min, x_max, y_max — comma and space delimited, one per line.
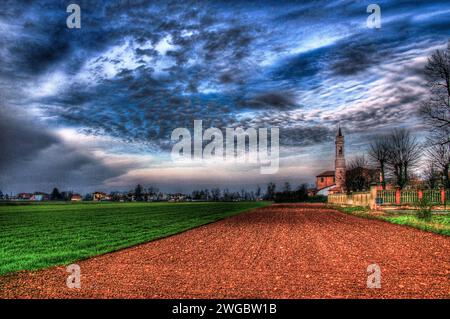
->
0, 201, 270, 276
1, 203, 449, 299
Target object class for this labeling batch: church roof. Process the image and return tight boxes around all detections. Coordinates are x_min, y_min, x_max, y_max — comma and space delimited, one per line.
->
316, 170, 335, 177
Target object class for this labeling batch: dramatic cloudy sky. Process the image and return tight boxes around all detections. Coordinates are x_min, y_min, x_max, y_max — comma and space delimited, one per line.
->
0, 0, 449, 194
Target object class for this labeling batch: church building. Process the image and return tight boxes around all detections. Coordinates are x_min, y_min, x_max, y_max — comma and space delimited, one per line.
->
315, 126, 346, 195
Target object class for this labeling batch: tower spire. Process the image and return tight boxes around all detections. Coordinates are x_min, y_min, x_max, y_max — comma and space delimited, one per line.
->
334, 125, 346, 192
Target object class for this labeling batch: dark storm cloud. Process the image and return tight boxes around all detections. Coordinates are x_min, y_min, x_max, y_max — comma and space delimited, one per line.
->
10, 25, 72, 75
0, 108, 58, 170
335, 93, 425, 132
330, 37, 387, 76
329, 18, 420, 77
271, 47, 324, 84
0, 108, 129, 193
273, 26, 401, 81
0, 144, 130, 193
42, 68, 239, 146
280, 125, 334, 147
273, 9, 450, 86
244, 91, 300, 110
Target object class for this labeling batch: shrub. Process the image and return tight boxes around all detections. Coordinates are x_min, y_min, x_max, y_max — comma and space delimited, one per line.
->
308, 195, 327, 203
416, 198, 432, 220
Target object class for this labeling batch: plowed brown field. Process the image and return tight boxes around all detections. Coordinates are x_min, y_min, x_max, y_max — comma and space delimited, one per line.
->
1, 203, 449, 298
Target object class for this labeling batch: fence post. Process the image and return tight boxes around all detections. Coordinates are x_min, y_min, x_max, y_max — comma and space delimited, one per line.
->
441, 186, 446, 204
370, 184, 378, 210
395, 186, 401, 205
377, 182, 383, 191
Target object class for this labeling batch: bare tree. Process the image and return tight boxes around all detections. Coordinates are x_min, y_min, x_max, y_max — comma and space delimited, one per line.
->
368, 136, 390, 189
423, 162, 440, 189
134, 184, 144, 201
386, 129, 422, 189
420, 40, 450, 145
348, 155, 369, 169
211, 188, 221, 201
266, 182, 276, 200
255, 185, 261, 199
426, 143, 450, 188
345, 155, 377, 192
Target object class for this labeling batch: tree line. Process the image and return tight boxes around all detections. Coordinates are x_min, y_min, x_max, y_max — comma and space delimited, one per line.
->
189, 183, 322, 202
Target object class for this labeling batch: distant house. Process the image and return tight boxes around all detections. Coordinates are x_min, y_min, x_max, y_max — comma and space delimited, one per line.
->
30, 192, 49, 201
168, 193, 187, 202
313, 171, 337, 196
17, 193, 32, 200
316, 171, 336, 191
126, 192, 136, 202
92, 192, 110, 201
70, 194, 82, 202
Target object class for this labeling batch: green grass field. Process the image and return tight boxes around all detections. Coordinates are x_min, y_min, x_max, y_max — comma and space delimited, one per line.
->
0, 201, 270, 276
384, 214, 450, 235
333, 206, 450, 236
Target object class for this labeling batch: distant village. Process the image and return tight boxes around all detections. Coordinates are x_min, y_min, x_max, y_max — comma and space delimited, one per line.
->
0, 182, 320, 203
0, 185, 270, 203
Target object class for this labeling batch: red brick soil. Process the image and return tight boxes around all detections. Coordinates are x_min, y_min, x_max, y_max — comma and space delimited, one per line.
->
0, 203, 449, 298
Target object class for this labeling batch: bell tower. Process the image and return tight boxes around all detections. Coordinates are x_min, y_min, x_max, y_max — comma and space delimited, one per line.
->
335, 125, 346, 192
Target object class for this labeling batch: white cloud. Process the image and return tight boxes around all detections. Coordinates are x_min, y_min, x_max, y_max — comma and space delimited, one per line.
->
31, 71, 68, 98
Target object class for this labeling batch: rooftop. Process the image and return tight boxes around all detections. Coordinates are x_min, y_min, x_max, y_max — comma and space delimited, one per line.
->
316, 170, 335, 177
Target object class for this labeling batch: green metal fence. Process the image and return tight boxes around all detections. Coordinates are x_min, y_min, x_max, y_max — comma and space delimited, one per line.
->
423, 190, 442, 204
377, 189, 443, 205
377, 190, 396, 204
400, 191, 418, 204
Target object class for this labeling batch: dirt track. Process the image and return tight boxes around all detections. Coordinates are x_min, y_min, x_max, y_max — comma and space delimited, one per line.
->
0, 203, 449, 298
